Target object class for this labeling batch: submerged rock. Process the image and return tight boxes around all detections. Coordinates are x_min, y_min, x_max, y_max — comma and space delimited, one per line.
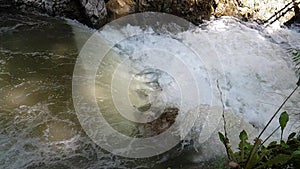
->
138, 107, 179, 137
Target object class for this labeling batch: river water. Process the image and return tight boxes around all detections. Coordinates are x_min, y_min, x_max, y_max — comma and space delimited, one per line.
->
0, 9, 300, 169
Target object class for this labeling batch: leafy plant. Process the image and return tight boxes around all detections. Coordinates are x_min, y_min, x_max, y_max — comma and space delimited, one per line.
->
292, 49, 300, 72
219, 78, 300, 168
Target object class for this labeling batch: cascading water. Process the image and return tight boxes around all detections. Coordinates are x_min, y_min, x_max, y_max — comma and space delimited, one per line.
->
0, 9, 300, 169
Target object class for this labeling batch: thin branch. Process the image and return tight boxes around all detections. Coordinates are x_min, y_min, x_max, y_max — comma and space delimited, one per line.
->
261, 126, 280, 146
217, 80, 228, 140
217, 80, 236, 161
257, 85, 299, 139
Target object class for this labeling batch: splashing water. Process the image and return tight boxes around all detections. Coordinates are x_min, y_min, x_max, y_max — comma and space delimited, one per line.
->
1, 10, 300, 168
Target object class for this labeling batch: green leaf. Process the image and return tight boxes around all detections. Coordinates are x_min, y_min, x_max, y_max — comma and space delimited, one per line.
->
239, 130, 248, 162
292, 150, 300, 158
246, 152, 260, 169
279, 112, 289, 131
245, 139, 262, 169
280, 141, 289, 148
258, 154, 291, 168
268, 141, 278, 148
279, 112, 289, 140
256, 148, 270, 165
297, 77, 300, 86
218, 132, 226, 147
292, 50, 300, 73
239, 130, 248, 140
288, 132, 296, 140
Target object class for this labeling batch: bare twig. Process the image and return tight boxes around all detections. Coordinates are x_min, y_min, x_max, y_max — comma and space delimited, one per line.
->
217, 80, 228, 139
216, 80, 236, 161
261, 126, 280, 146
257, 85, 299, 140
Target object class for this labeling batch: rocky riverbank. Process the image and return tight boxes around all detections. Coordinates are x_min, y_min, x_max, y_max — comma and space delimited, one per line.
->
7, 0, 300, 28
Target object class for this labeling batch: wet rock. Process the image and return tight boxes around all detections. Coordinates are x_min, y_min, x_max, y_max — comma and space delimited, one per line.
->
106, 0, 136, 19
214, 0, 299, 25
285, 2, 300, 26
136, 0, 214, 24
13, 0, 107, 28
79, 0, 107, 27
138, 107, 179, 137
213, 0, 240, 18
137, 103, 151, 112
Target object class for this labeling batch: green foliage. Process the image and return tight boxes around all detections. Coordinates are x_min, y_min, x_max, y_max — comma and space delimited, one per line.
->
219, 112, 300, 169
292, 49, 300, 72
291, 50, 300, 86
218, 80, 300, 169
239, 130, 248, 162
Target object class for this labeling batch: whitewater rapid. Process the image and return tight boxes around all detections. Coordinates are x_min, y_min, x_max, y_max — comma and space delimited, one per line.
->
68, 14, 300, 162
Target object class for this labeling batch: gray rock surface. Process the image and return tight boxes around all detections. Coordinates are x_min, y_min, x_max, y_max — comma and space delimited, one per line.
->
13, 0, 107, 28
79, 0, 107, 27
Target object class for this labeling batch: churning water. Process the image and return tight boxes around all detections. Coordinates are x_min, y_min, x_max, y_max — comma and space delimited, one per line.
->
0, 10, 300, 168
